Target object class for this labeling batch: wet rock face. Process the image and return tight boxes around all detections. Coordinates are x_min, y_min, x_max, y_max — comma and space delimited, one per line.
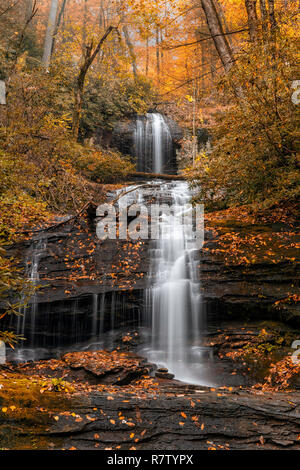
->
111, 118, 137, 156
3, 181, 299, 357
199, 220, 300, 327
163, 116, 183, 145
2, 212, 151, 350
197, 127, 212, 150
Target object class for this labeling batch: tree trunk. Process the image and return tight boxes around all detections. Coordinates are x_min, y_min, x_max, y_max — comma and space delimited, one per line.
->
25, 0, 33, 23
42, 0, 59, 69
267, 0, 276, 29
156, 27, 160, 82
215, 0, 234, 49
145, 36, 149, 76
82, 0, 88, 50
200, 0, 234, 73
245, 0, 258, 42
122, 25, 138, 81
51, 0, 68, 56
72, 26, 116, 140
259, 0, 268, 36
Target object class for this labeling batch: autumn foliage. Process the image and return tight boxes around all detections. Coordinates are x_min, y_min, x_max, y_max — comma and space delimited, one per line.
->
186, 12, 299, 210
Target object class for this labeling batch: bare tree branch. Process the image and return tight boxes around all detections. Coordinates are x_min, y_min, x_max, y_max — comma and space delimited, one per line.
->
0, 0, 20, 18
164, 28, 249, 51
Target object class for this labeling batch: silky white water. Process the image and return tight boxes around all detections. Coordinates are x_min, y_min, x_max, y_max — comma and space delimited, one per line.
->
15, 237, 47, 361
142, 181, 215, 386
134, 113, 172, 173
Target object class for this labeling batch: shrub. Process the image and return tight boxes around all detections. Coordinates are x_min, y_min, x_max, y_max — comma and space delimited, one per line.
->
77, 150, 135, 184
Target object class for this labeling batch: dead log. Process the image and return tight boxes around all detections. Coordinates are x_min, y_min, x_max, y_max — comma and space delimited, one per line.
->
129, 171, 185, 181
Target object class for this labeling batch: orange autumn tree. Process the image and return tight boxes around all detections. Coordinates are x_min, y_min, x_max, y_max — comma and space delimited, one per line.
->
186, 1, 299, 209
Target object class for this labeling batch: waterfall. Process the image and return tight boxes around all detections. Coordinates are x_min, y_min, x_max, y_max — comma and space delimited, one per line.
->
17, 238, 47, 339
135, 118, 144, 172
152, 114, 167, 173
141, 181, 214, 386
16, 237, 47, 360
92, 293, 98, 337
134, 113, 173, 174
7, 110, 215, 385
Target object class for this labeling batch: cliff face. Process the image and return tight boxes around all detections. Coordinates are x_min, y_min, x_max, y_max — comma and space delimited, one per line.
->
111, 118, 137, 156
3, 210, 150, 349
3, 195, 299, 352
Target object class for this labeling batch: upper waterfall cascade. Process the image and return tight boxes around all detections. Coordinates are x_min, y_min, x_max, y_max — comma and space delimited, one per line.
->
134, 113, 173, 174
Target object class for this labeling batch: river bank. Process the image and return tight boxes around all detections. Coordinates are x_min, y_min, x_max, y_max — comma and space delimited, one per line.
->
1, 350, 299, 450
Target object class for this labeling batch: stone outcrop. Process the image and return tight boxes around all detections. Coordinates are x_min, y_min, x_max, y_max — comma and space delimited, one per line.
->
0, 356, 299, 450
2, 183, 299, 351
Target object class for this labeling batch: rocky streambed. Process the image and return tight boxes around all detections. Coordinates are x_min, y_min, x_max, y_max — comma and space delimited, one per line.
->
0, 349, 299, 450
0, 181, 299, 450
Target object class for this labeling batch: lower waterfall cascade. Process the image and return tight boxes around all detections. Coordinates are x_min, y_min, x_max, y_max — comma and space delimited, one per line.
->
139, 182, 215, 386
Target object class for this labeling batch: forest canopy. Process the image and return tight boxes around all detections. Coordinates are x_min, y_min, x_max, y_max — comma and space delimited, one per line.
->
0, 0, 298, 220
